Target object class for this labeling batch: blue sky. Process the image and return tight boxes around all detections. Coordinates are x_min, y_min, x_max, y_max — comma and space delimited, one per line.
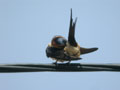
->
0, 0, 120, 90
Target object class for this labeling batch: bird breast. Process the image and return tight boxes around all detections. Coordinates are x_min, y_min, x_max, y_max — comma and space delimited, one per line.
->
64, 43, 80, 58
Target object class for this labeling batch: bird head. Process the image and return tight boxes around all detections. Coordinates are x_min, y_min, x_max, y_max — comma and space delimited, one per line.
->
51, 36, 67, 49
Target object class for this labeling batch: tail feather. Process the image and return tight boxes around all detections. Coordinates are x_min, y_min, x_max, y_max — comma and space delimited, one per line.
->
80, 47, 98, 55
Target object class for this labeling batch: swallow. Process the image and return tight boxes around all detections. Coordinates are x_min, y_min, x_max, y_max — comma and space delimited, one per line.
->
46, 9, 98, 63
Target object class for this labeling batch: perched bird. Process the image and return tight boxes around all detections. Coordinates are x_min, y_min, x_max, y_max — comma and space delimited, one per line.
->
46, 9, 98, 63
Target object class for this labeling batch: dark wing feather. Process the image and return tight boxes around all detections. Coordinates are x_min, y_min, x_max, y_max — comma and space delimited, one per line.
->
68, 9, 77, 47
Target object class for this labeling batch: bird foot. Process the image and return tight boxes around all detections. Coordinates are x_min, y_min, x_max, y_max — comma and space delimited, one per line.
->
53, 61, 58, 66
65, 61, 71, 65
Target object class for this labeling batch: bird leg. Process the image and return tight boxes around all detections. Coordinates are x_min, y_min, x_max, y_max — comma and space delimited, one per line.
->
53, 60, 58, 65
66, 60, 71, 65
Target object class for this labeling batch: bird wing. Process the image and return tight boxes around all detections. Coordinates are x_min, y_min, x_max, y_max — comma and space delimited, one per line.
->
68, 9, 78, 47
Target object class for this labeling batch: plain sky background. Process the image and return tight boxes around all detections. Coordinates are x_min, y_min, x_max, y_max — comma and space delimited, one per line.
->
0, 0, 120, 90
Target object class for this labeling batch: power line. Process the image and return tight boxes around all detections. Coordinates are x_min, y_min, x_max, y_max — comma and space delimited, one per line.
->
0, 63, 120, 73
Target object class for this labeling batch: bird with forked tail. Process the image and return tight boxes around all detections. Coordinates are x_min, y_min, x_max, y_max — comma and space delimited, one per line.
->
46, 9, 98, 64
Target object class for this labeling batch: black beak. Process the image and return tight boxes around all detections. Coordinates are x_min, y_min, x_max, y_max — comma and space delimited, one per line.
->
68, 9, 77, 47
